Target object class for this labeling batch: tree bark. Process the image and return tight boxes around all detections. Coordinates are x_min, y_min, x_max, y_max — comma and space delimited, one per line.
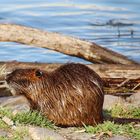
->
0, 24, 137, 65
0, 61, 140, 94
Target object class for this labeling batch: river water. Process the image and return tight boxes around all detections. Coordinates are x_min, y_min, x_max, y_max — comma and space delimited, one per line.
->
0, 0, 140, 63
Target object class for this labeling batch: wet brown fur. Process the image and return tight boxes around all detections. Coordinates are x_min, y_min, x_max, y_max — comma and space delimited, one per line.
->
6, 63, 104, 126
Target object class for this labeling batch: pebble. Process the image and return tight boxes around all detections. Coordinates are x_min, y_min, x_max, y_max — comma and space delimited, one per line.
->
109, 135, 133, 140
28, 126, 65, 140
0, 129, 10, 137
2, 116, 14, 126
0, 95, 30, 114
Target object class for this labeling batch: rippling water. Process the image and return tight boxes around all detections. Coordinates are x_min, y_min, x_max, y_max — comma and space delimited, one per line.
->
0, 0, 140, 63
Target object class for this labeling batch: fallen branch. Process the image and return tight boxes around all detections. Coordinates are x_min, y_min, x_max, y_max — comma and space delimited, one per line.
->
1, 61, 140, 78
0, 24, 137, 65
0, 61, 140, 95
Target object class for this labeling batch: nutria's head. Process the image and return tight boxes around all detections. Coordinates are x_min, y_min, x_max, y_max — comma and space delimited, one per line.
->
5, 69, 46, 96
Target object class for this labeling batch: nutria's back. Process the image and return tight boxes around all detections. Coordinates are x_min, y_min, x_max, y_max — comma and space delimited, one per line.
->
6, 63, 104, 126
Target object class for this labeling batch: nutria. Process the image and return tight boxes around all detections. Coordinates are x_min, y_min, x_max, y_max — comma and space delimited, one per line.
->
5, 63, 104, 126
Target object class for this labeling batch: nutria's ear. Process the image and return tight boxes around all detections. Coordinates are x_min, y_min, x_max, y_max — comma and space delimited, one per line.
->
35, 70, 43, 78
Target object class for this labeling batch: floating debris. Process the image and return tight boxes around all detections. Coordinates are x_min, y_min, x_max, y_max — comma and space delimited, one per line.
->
90, 19, 134, 27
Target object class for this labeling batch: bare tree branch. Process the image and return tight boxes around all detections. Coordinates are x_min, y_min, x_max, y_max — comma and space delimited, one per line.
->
0, 24, 137, 64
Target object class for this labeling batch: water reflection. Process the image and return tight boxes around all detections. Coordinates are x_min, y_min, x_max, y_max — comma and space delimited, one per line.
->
0, 0, 140, 63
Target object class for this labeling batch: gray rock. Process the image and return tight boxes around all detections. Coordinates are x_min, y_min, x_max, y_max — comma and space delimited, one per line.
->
103, 95, 124, 110
28, 126, 65, 140
0, 95, 30, 114
103, 93, 140, 110
57, 127, 97, 140
108, 135, 133, 140
126, 92, 140, 107
0, 129, 11, 138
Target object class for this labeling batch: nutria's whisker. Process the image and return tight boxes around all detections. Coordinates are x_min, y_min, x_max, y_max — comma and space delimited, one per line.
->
0, 85, 7, 88
10, 82, 29, 96
0, 81, 8, 88
0, 81, 6, 84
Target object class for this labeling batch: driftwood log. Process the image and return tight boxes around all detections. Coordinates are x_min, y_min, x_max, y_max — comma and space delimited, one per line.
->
0, 24, 137, 65
0, 61, 140, 95
1, 61, 140, 79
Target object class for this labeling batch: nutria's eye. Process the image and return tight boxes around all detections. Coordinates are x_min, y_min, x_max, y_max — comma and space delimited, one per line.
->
35, 70, 43, 77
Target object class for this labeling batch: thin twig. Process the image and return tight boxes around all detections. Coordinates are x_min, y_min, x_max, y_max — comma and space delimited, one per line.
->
132, 83, 140, 91
117, 78, 130, 87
